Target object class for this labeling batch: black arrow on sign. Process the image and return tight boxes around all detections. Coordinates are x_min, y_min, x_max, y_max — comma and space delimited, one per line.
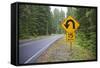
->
64, 19, 75, 29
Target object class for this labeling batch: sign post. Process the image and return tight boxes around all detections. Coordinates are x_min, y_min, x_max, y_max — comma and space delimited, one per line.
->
62, 16, 80, 52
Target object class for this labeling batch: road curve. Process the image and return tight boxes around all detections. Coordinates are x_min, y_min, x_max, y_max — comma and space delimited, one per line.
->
19, 35, 63, 64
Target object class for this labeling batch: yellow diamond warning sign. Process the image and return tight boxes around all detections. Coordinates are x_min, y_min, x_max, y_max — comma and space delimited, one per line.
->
62, 16, 80, 33
62, 16, 80, 42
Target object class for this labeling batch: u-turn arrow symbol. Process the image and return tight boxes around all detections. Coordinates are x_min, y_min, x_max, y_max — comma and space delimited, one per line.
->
64, 19, 75, 29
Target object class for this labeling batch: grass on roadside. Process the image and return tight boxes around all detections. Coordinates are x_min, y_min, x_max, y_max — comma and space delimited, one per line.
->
36, 35, 96, 63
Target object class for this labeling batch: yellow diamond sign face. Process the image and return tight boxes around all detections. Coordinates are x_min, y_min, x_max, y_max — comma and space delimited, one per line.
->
62, 16, 80, 32
61, 16, 80, 42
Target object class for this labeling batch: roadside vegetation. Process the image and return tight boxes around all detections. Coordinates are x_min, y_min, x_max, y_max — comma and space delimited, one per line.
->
67, 7, 97, 57
36, 36, 96, 63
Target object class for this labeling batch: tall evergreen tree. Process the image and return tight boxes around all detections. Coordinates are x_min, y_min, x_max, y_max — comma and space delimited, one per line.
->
19, 5, 52, 39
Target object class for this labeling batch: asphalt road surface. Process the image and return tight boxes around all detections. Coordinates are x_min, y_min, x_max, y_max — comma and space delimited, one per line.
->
19, 35, 63, 64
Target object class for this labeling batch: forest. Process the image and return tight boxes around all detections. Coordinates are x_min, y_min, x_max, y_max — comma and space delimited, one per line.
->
19, 4, 97, 56
67, 7, 97, 55
19, 5, 65, 39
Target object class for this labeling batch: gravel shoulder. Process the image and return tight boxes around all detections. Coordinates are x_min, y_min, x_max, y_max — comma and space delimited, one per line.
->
36, 36, 96, 63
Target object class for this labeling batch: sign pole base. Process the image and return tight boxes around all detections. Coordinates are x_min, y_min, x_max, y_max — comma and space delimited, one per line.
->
69, 41, 72, 55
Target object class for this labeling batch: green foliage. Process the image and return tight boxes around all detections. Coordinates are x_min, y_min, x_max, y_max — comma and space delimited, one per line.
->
76, 32, 96, 56
19, 4, 66, 39
52, 8, 65, 34
67, 7, 97, 56
19, 5, 52, 39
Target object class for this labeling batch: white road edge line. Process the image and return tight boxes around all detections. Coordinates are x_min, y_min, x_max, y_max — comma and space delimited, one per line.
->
20, 35, 54, 47
24, 35, 63, 64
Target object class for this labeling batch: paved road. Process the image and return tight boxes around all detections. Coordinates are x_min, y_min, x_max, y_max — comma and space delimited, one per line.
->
19, 35, 63, 64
